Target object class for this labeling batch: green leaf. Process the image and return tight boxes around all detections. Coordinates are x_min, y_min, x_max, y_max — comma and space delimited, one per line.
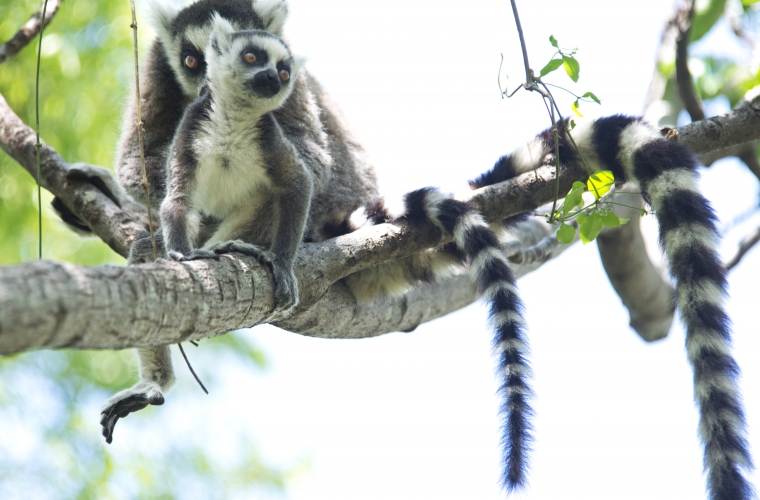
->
562, 55, 580, 82
568, 119, 576, 130
539, 58, 564, 77
579, 210, 603, 244
587, 170, 615, 199
571, 99, 583, 117
556, 223, 575, 244
600, 210, 621, 228
582, 91, 601, 104
562, 181, 586, 215
691, 0, 728, 42
619, 218, 630, 225
549, 35, 558, 47
576, 211, 588, 227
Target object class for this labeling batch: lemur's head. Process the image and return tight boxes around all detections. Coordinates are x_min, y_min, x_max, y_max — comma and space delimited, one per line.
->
150, 0, 289, 97
205, 14, 304, 111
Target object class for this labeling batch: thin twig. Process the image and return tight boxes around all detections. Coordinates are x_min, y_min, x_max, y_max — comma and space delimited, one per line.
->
129, 0, 158, 260
675, 0, 705, 122
34, 0, 50, 260
0, 0, 62, 66
509, 0, 533, 86
178, 343, 209, 394
725, 224, 760, 271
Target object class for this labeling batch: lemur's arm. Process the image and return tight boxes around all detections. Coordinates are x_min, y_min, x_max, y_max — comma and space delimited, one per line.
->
267, 141, 313, 310
160, 96, 211, 261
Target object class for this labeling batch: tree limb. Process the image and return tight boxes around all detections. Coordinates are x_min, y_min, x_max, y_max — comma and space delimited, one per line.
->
0, 0, 63, 65
674, 103, 760, 155
2, 77, 760, 354
596, 186, 674, 342
0, 216, 568, 354
674, 0, 705, 122
726, 223, 760, 271
0, 93, 151, 257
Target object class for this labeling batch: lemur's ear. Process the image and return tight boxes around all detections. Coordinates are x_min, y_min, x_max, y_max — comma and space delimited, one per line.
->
290, 55, 307, 79
253, 0, 289, 37
210, 12, 236, 53
147, 1, 179, 40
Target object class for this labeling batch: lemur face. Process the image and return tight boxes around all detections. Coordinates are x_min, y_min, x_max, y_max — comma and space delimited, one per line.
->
206, 16, 302, 108
149, 0, 290, 97
205, 16, 301, 103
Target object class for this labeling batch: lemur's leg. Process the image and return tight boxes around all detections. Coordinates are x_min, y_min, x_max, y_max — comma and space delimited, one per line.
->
51, 163, 136, 235
100, 346, 175, 444
100, 234, 174, 444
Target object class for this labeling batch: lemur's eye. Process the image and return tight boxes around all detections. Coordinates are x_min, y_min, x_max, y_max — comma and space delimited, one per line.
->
184, 54, 199, 69
279, 69, 290, 81
244, 52, 258, 64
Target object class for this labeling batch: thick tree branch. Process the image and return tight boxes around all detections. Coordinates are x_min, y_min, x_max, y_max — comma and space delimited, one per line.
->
0, 93, 151, 257
2, 75, 760, 354
596, 187, 674, 342
674, 103, 760, 155
0, 0, 63, 65
0, 217, 567, 354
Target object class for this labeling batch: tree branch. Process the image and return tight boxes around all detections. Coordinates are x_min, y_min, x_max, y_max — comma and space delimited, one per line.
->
0, 93, 151, 257
675, 103, 760, 155
726, 223, 760, 271
674, 0, 705, 122
596, 186, 674, 342
0, 216, 568, 354
0, 0, 63, 65
3, 74, 760, 354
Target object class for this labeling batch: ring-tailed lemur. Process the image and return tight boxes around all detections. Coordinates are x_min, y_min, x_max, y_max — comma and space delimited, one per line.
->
100, 7, 535, 477
159, 17, 309, 313
472, 116, 754, 500
100, 0, 377, 443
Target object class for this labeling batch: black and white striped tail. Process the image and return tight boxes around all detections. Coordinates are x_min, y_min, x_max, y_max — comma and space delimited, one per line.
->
475, 115, 754, 499
403, 188, 534, 492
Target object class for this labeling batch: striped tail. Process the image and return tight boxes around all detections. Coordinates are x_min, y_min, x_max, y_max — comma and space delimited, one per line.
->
475, 115, 754, 499
403, 188, 534, 492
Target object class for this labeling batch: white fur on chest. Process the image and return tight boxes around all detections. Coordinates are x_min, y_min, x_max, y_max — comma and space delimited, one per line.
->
191, 109, 272, 217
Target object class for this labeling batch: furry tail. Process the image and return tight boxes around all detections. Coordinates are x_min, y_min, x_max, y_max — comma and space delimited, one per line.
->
474, 115, 754, 500
404, 188, 534, 491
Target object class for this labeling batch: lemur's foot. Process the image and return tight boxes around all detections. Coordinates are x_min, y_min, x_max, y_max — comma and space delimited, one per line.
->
52, 163, 134, 234
66, 163, 131, 206
167, 249, 220, 262
100, 382, 165, 444
271, 265, 299, 312
207, 240, 298, 312
206, 240, 268, 260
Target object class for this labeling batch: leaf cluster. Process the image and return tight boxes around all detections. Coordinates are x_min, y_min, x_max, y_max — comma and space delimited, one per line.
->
553, 171, 637, 245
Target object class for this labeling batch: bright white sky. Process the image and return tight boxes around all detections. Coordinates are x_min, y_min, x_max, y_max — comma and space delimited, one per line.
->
117, 0, 760, 498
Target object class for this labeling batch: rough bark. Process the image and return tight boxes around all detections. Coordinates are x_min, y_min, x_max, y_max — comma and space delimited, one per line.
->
2, 60, 760, 354
0, 217, 566, 354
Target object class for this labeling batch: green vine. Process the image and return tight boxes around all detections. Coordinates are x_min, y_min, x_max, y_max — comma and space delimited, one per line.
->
35, 0, 51, 259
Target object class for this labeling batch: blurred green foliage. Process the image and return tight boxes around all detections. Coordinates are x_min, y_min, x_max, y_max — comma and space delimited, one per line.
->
655, 0, 760, 123
0, 2, 291, 498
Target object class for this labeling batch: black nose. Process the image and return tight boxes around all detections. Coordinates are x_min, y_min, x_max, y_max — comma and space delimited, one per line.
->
249, 69, 281, 97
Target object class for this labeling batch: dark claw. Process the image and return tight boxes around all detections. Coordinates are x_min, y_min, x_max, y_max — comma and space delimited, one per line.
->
100, 392, 164, 444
